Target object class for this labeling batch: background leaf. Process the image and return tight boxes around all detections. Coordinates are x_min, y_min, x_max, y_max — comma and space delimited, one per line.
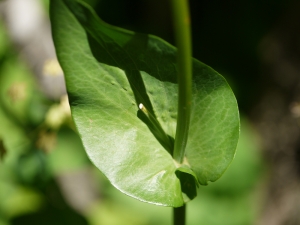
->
50, 0, 239, 206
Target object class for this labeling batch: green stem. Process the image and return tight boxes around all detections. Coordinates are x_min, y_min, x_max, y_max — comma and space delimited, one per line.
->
173, 205, 186, 225
171, 0, 192, 163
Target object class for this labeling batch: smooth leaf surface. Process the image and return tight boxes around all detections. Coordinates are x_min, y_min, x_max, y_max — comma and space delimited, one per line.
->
50, 0, 239, 206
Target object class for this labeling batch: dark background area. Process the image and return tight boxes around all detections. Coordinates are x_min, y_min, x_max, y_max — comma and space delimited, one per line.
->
93, 0, 293, 112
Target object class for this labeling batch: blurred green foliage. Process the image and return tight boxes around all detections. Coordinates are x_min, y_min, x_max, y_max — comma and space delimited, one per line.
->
0, 0, 266, 224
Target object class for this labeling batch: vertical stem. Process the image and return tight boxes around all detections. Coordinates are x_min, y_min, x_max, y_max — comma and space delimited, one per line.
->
171, 0, 192, 164
171, 1, 191, 224
173, 205, 186, 225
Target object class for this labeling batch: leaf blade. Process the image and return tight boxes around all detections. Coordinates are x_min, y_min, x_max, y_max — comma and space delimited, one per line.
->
50, 0, 239, 206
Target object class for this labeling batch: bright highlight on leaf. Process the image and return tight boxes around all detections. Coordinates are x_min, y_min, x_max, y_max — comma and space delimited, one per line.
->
50, 0, 240, 207
138, 103, 144, 110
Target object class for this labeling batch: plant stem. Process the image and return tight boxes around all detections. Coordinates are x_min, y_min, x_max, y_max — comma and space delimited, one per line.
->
171, 1, 191, 224
171, 0, 192, 164
173, 205, 186, 225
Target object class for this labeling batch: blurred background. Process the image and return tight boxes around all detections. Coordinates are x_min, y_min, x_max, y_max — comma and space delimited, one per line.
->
0, 0, 299, 224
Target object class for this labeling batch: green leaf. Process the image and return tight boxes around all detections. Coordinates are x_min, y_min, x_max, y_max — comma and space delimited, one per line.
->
50, 0, 239, 207
47, 127, 90, 175
175, 165, 199, 202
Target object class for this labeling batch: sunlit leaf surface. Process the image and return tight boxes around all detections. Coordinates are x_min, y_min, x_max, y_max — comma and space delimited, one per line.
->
50, 0, 239, 206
